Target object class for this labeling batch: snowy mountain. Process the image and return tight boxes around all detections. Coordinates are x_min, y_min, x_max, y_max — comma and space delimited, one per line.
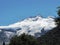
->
0, 16, 57, 41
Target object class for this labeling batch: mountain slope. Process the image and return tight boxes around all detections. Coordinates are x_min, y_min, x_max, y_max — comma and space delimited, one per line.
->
0, 16, 56, 42
37, 26, 60, 45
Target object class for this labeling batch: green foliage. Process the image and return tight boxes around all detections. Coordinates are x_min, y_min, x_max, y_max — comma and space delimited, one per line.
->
3, 42, 5, 45
37, 27, 60, 45
57, 6, 60, 16
9, 33, 39, 45
55, 17, 60, 27
55, 6, 60, 26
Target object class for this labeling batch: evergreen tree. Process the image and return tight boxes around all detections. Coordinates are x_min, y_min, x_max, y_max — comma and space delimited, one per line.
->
3, 41, 5, 45
9, 33, 39, 45
37, 7, 60, 45
55, 7, 60, 27
57, 6, 60, 16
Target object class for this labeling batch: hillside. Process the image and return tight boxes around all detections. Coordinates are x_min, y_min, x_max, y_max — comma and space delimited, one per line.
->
37, 26, 60, 45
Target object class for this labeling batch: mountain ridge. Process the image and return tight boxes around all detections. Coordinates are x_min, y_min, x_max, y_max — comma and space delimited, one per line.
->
0, 16, 57, 42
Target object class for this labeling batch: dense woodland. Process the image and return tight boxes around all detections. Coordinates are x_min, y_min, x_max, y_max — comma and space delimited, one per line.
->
9, 7, 60, 45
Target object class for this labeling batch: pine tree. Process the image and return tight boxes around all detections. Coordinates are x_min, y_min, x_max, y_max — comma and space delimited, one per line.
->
57, 7, 60, 16
3, 41, 5, 45
55, 7, 60, 27
9, 33, 39, 45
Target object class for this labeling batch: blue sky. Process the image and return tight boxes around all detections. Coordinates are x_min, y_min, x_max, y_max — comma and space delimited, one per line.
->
0, 0, 60, 26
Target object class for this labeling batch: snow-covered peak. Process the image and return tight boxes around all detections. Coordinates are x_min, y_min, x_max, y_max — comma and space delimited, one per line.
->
8, 16, 56, 29
0, 16, 57, 41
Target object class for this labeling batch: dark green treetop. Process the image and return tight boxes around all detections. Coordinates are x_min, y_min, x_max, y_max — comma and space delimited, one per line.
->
9, 33, 39, 45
